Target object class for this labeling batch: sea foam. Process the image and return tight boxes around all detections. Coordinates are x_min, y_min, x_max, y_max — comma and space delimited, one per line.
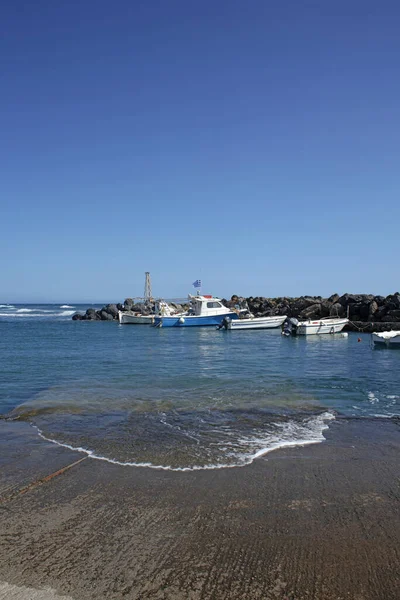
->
33, 411, 336, 472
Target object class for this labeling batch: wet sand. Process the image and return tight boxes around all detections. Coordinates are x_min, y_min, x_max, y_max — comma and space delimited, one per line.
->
0, 418, 399, 600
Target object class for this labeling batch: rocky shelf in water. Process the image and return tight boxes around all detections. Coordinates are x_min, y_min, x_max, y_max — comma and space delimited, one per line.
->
72, 293, 400, 331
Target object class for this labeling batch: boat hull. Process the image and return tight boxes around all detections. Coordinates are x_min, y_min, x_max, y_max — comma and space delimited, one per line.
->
154, 312, 238, 327
296, 318, 349, 335
118, 311, 154, 325
226, 315, 287, 330
372, 332, 400, 347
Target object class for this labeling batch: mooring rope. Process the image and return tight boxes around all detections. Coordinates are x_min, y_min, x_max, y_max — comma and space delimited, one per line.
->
348, 321, 374, 332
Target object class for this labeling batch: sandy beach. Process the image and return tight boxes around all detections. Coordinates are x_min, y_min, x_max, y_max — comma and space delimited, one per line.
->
0, 418, 399, 600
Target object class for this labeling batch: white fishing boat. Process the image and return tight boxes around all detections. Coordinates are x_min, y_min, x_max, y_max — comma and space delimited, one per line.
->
119, 300, 182, 325
154, 294, 240, 328
118, 311, 154, 325
285, 317, 349, 336
217, 314, 287, 330
371, 331, 400, 347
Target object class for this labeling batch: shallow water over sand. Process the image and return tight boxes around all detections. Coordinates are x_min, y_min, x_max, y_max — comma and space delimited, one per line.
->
1, 309, 399, 469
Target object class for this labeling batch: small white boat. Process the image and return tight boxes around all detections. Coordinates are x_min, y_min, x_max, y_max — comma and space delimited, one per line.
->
286, 317, 349, 336
218, 314, 287, 330
118, 311, 154, 325
119, 300, 181, 325
372, 331, 400, 347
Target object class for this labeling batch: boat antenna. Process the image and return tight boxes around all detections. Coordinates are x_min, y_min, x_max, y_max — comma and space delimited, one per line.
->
144, 272, 152, 304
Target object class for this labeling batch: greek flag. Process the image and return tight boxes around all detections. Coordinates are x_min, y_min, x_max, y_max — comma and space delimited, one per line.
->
192, 279, 202, 288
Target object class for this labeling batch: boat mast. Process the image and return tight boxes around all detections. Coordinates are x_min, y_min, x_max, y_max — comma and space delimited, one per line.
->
144, 272, 152, 304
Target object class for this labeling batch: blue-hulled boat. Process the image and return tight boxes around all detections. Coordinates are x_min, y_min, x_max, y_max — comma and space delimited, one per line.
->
153, 294, 240, 328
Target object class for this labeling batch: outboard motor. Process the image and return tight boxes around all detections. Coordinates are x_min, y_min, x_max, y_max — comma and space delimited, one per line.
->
282, 318, 299, 336
217, 316, 231, 330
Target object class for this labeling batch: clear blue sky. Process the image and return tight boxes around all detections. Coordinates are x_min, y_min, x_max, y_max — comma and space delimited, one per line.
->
1, 1, 399, 302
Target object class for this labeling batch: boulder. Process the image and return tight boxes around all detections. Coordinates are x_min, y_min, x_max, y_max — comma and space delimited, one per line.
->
330, 302, 344, 317
84, 308, 99, 321
299, 304, 321, 320
328, 293, 340, 304
384, 309, 400, 322
290, 296, 319, 315
104, 304, 119, 318
385, 294, 400, 310
124, 298, 134, 310
368, 301, 379, 320
249, 302, 262, 313
100, 310, 114, 321
359, 303, 370, 319
320, 300, 332, 317
374, 306, 388, 322
72, 313, 83, 320
339, 294, 364, 306
277, 304, 290, 316
349, 303, 362, 318
260, 308, 274, 317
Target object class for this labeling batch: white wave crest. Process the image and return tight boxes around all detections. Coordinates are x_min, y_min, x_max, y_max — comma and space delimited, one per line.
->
33, 412, 335, 472
368, 392, 379, 404
372, 413, 398, 418
0, 304, 15, 308
16, 308, 34, 313
60, 305, 75, 309
0, 310, 76, 318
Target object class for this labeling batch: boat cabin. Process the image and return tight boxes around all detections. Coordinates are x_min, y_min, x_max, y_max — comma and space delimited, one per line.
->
187, 295, 230, 317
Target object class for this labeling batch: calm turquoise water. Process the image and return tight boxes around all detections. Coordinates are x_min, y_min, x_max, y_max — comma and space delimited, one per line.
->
1, 304, 399, 470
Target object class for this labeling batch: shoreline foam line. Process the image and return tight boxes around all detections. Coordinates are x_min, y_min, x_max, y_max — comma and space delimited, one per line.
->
33, 412, 335, 472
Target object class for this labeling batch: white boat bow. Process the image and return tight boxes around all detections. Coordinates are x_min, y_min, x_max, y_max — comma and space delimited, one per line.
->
372, 331, 400, 347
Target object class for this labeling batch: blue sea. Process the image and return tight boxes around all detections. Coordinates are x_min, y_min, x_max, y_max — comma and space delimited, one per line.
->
0, 303, 399, 471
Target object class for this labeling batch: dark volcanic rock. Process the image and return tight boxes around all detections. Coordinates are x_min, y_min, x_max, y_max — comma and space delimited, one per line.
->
385, 294, 400, 311
359, 303, 370, 320
368, 301, 379, 320
384, 309, 400, 322
100, 310, 114, 321
330, 302, 344, 317
320, 300, 332, 318
105, 304, 119, 318
72, 291, 400, 327
299, 304, 321, 320
339, 294, 364, 306
84, 308, 99, 321
375, 306, 388, 322
124, 298, 134, 310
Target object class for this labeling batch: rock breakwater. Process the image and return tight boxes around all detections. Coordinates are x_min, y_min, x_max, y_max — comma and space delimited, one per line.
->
72, 293, 400, 331
72, 299, 186, 322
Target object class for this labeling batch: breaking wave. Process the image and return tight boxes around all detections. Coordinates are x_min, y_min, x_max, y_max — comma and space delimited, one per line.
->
0, 311, 76, 318
0, 305, 77, 319
32, 411, 335, 472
